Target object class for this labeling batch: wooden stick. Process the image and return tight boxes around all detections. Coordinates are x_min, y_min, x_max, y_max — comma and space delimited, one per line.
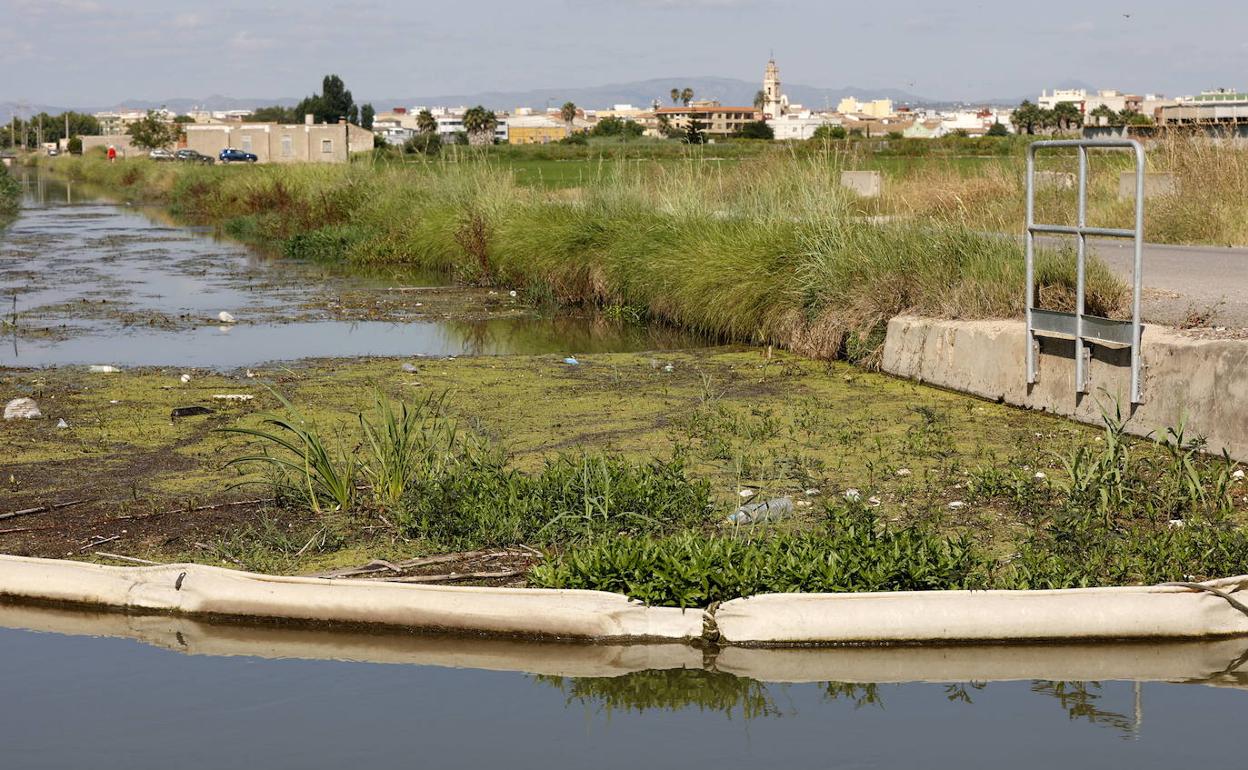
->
0, 498, 94, 522
375, 569, 527, 584
94, 552, 160, 566
79, 534, 120, 552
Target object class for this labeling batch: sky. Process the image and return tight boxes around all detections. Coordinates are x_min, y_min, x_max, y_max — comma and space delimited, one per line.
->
3, 0, 1247, 107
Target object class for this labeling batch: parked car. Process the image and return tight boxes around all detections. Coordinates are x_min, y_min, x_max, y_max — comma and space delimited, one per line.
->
174, 149, 214, 164
218, 148, 258, 163
149, 148, 175, 161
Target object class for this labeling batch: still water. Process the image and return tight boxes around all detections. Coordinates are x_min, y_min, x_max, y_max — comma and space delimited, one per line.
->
0, 171, 701, 368
1, 603, 1245, 769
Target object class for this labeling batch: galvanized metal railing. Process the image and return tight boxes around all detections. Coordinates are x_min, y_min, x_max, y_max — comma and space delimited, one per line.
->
1025, 139, 1145, 404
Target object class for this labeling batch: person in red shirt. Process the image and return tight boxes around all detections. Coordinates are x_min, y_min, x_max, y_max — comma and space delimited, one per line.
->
107, 145, 117, 162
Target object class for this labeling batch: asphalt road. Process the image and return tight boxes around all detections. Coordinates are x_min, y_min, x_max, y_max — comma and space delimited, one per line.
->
1045, 237, 1248, 328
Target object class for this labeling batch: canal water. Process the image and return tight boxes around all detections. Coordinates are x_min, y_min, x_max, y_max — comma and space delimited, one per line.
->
1, 605, 1245, 769
0, 171, 699, 369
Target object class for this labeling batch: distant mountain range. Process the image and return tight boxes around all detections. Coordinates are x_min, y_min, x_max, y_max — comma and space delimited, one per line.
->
1, 77, 1029, 125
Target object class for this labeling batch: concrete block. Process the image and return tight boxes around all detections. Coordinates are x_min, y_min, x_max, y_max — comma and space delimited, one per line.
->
1034, 171, 1076, 191
1119, 172, 1178, 200
840, 170, 882, 198
882, 316, 1248, 461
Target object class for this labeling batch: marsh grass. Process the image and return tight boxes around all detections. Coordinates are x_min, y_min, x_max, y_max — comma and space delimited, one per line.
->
47, 150, 1126, 362
534, 408, 1248, 605
220, 389, 358, 514
0, 169, 20, 218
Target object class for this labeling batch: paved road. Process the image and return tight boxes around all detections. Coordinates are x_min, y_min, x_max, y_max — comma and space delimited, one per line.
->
1047, 237, 1248, 327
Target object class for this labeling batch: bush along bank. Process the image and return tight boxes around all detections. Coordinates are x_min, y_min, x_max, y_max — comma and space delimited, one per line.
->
45, 153, 1126, 363
0, 168, 20, 219
215, 389, 1248, 606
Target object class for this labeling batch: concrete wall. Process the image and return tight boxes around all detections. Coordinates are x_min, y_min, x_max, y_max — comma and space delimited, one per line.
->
80, 135, 146, 158
184, 123, 373, 163
1118, 172, 1178, 200
882, 316, 1248, 460
840, 170, 882, 198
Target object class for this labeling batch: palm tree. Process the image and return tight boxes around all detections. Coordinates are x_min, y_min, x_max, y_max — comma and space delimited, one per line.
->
670, 88, 680, 105
462, 105, 497, 146
680, 88, 694, 106
416, 109, 436, 135
559, 101, 578, 132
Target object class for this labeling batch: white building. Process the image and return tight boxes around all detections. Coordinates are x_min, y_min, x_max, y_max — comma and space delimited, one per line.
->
769, 110, 841, 140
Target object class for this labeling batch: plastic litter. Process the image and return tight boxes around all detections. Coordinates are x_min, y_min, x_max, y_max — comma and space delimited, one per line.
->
844, 488, 862, 502
728, 497, 794, 525
212, 394, 254, 402
88, 365, 120, 373
401, 363, 419, 373
217, 311, 237, 324
563, 357, 580, 366
739, 489, 756, 498
180, 374, 192, 384
55, 418, 69, 429
4, 398, 41, 420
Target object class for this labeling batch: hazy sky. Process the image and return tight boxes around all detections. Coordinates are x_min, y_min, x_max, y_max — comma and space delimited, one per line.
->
4, 0, 1246, 106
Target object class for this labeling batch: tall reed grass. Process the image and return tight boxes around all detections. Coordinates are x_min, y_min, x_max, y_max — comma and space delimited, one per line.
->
48, 150, 1127, 360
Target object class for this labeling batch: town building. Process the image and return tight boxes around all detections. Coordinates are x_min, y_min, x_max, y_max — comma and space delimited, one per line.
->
184, 117, 374, 163
836, 97, 894, 119
761, 58, 788, 119
507, 114, 581, 144
769, 110, 841, 140
1158, 89, 1248, 129
654, 101, 760, 138
92, 108, 174, 135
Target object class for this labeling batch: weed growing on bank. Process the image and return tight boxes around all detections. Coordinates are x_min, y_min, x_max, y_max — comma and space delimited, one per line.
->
0, 169, 20, 218
44, 151, 1126, 362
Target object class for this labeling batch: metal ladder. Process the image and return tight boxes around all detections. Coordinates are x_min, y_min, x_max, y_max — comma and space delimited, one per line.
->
1025, 139, 1145, 404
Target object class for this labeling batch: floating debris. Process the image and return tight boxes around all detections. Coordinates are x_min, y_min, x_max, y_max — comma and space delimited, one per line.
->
727, 497, 793, 525
4, 398, 42, 420
217, 311, 237, 324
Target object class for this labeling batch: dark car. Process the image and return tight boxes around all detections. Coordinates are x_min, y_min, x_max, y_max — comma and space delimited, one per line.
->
174, 149, 214, 164
219, 148, 258, 163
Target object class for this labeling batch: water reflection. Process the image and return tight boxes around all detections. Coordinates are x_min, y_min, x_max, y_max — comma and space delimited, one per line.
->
0, 169, 706, 368
0, 602, 1245, 768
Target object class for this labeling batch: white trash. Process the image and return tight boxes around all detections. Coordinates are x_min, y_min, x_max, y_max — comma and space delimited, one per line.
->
217, 311, 237, 324
3, 398, 41, 420
88, 365, 120, 373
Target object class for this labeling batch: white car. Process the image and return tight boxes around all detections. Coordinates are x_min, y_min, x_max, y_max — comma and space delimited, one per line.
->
149, 148, 176, 161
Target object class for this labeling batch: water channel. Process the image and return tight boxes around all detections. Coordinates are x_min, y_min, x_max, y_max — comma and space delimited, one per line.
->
1, 602, 1246, 769
2, 167, 1246, 767
0, 170, 700, 369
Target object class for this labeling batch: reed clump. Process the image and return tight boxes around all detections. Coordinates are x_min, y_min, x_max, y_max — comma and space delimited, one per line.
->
48, 151, 1127, 361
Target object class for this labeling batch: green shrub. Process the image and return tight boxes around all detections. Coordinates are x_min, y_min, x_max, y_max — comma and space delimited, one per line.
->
0, 169, 20, 218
